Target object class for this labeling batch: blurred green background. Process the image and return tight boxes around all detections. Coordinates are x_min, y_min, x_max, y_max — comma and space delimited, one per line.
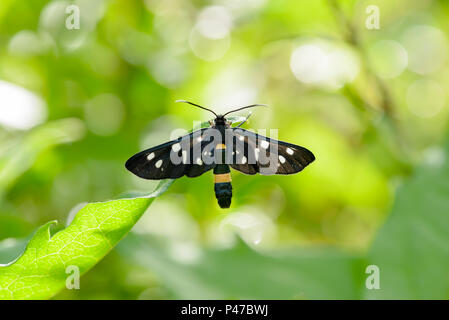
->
0, 0, 448, 299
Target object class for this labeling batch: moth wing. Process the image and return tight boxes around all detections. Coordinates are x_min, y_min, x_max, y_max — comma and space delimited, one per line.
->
125, 128, 216, 179
229, 128, 315, 175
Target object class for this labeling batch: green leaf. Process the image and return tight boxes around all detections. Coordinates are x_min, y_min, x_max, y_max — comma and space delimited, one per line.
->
363, 143, 449, 299
0, 179, 173, 300
119, 234, 363, 299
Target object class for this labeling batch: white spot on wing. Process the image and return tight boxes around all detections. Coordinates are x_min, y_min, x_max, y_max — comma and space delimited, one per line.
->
147, 153, 155, 161
279, 155, 286, 164
254, 148, 260, 161
242, 156, 247, 164
260, 140, 269, 149
172, 143, 181, 152
182, 150, 187, 164
196, 158, 203, 165
155, 159, 163, 168
239, 135, 244, 141
286, 148, 294, 155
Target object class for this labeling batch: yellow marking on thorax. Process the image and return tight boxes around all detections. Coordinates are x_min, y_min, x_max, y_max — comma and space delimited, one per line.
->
216, 143, 226, 150
214, 173, 231, 183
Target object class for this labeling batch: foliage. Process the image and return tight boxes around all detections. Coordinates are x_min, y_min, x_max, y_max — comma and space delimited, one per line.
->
0, 0, 448, 299
0, 180, 172, 299
364, 140, 449, 299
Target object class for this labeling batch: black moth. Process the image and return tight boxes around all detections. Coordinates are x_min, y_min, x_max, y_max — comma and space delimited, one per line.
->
125, 100, 315, 208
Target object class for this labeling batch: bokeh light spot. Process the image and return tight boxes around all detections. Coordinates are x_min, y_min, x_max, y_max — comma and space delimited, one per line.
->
8, 31, 53, 57
402, 25, 447, 75
196, 6, 232, 40
0, 80, 47, 130
290, 41, 359, 89
406, 79, 446, 118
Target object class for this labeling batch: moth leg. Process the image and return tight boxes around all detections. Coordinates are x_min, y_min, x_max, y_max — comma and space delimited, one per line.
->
236, 112, 252, 128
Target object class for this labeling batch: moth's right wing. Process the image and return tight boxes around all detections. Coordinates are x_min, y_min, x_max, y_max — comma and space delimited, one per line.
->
125, 128, 216, 180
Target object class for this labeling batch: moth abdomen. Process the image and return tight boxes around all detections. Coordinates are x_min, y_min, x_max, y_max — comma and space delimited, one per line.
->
214, 182, 232, 208
214, 165, 232, 208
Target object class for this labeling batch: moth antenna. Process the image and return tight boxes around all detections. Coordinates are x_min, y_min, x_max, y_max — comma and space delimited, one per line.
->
223, 104, 268, 116
176, 100, 218, 117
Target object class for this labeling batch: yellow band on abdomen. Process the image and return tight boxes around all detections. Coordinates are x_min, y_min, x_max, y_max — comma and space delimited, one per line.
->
214, 173, 231, 183
216, 143, 226, 150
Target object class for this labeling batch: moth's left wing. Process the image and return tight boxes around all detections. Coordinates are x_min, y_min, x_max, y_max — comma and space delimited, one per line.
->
228, 128, 315, 175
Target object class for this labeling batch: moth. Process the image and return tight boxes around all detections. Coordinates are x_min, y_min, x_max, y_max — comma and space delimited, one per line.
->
125, 100, 315, 208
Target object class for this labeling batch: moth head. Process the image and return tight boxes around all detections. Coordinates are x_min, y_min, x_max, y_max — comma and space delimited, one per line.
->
214, 115, 227, 125
175, 100, 267, 127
